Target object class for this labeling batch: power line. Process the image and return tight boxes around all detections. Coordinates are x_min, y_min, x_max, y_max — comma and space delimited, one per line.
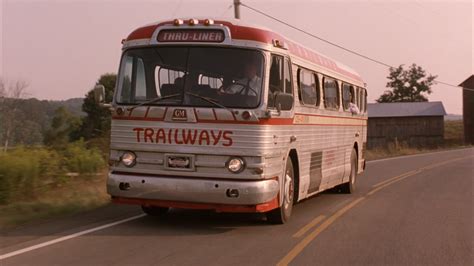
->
239, 2, 465, 90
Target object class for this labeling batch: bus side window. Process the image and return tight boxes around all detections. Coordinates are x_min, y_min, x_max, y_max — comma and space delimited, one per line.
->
356, 87, 362, 113
269, 55, 283, 94
298, 68, 319, 106
284, 58, 292, 94
117, 56, 133, 103
342, 83, 355, 111
363, 89, 368, 113
323, 77, 339, 110
268, 55, 283, 108
135, 58, 147, 102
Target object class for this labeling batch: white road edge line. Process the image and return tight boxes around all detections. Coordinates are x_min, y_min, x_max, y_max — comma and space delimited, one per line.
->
0, 214, 146, 261
367, 147, 473, 164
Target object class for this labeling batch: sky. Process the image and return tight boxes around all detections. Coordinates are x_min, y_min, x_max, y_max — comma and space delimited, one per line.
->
1, 0, 472, 114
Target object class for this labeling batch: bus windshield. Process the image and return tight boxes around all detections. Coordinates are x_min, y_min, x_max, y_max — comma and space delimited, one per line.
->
116, 47, 264, 109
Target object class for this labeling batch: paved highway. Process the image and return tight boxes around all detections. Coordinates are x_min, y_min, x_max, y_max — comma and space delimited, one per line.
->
1, 148, 472, 265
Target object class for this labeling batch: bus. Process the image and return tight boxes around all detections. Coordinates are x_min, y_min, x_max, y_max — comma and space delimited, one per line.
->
96, 18, 368, 224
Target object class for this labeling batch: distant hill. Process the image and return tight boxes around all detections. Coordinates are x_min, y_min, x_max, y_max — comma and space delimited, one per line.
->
444, 114, 463, 121
0, 97, 85, 146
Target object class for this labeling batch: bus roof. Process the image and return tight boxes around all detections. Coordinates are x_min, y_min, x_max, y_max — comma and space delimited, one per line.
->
125, 18, 364, 84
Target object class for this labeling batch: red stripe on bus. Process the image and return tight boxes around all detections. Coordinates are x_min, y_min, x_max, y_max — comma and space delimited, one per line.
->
112, 196, 279, 213
112, 116, 294, 125
295, 113, 368, 121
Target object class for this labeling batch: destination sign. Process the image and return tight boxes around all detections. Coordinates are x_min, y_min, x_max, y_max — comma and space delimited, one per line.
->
158, 29, 225, 43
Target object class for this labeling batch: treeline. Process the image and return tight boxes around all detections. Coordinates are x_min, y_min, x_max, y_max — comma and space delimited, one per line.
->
0, 98, 83, 146
0, 74, 116, 204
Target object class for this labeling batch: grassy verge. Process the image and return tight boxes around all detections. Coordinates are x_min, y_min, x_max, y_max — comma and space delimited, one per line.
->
0, 171, 110, 229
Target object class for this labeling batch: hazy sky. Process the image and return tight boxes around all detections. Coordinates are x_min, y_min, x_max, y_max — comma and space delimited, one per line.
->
1, 0, 472, 114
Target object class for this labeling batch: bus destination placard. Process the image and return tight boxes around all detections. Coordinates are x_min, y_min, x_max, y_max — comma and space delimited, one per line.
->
158, 29, 225, 43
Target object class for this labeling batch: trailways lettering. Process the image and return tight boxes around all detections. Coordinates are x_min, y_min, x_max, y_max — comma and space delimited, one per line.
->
133, 128, 233, 147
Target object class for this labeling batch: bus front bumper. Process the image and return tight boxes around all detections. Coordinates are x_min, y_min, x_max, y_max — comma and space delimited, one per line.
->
107, 172, 280, 212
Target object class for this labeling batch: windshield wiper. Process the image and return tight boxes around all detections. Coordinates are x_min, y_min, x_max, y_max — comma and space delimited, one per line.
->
185, 92, 234, 112
127, 93, 182, 111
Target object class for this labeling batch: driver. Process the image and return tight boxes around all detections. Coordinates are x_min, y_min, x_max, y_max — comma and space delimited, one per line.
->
222, 61, 261, 96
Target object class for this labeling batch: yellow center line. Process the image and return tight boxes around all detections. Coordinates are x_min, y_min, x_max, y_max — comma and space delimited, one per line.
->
372, 169, 420, 188
367, 170, 422, 196
279, 155, 473, 266
277, 197, 365, 266
292, 215, 326, 238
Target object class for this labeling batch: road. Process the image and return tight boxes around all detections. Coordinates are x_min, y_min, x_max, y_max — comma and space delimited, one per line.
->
1, 148, 473, 265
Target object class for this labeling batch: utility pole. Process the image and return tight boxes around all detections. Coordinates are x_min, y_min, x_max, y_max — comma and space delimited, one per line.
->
234, 0, 240, 19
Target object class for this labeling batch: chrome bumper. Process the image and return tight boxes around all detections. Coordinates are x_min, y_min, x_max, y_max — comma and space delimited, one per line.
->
107, 172, 279, 205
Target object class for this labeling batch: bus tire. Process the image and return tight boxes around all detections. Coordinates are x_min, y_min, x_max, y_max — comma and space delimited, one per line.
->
267, 158, 295, 224
341, 148, 357, 194
141, 205, 169, 216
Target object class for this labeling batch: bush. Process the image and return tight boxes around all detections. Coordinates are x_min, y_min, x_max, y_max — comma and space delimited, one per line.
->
62, 140, 105, 175
0, 142, 105, 204
0, 147, 64, 203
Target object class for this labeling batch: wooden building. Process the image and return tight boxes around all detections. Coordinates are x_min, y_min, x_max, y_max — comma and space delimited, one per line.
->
367, 102, 446, 149
459, 75, 474, 145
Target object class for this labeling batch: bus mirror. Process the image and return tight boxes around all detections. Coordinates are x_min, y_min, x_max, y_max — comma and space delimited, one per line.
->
274, 93, 293, 111
93, 84, 106, 104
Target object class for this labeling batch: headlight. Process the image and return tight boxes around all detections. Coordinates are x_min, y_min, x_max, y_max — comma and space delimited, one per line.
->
121, 151, 136, 167
226, 157, 245, 173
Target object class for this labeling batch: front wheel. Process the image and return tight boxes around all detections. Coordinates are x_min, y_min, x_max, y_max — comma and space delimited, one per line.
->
340, 148, 358, 193
267, 157, 295, 224
141, 205, 169, 216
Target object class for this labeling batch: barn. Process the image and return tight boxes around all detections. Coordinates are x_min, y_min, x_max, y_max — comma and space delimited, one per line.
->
367, 102, 446, 149
459, 75, 474, 145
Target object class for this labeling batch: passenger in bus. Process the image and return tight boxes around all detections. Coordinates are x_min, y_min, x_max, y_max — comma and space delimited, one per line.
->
223, 62, 261, 96
349, 92, 360, 114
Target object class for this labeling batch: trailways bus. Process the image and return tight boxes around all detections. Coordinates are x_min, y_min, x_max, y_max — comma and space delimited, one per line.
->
96, 18, 368, 224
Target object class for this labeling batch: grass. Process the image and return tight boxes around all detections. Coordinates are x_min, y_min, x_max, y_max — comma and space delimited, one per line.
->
366, 119, 468, 161
0, 171, 110, 229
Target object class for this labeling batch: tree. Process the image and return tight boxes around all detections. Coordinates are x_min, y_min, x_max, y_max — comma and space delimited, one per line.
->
79, 73, 116, 139
44, 107, 82, 148
0, 78, 29, 152
377, 64, 437, 103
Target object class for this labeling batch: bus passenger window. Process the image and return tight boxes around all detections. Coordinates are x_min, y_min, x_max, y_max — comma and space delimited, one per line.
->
363, 89, 368, 113
342, 83, 354, 111
323, 77, 339, 110
298, 69, 319, 106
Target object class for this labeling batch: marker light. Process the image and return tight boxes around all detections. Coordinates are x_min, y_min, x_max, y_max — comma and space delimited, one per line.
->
204, 19, 214, 26
188, 19, 199, 26
226, 157, 245, 173
173, 19, 184, 26
242, 111, 251, 120
121, 151, 137, 167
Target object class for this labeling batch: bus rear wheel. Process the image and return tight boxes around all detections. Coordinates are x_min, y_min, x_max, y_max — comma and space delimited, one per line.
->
267, 157, 294, 224
141, 205, 169, 216
341, 148, 357, 193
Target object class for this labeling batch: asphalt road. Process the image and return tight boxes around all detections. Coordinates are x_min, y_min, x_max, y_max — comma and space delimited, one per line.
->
1, 148, 473, 266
